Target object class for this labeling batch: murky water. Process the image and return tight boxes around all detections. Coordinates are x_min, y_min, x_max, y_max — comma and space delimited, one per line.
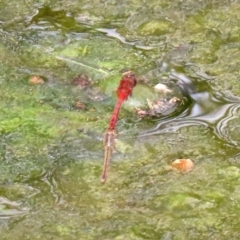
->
1, 1, 240, 239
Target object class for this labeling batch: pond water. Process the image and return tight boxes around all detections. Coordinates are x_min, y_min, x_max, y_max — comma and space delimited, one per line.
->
1, 1, 240, 239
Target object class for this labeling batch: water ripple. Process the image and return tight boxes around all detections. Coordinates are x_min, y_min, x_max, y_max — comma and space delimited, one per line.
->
0, 197, 28, 220
139, 71, 240, 150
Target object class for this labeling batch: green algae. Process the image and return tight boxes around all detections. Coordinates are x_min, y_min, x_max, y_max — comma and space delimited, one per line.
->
137, 19, 173, 36
0, 0, 240, 240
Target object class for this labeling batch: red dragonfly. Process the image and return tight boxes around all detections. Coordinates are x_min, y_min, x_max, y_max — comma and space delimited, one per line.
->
101, 71, 137, 183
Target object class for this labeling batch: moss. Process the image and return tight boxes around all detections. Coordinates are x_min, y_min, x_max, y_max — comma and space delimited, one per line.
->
137, 19, 173, 36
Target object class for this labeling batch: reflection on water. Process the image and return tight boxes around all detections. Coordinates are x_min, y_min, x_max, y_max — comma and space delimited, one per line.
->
139, 70, 240, 150
0, 197, 28, 220
96, 28, 156, 50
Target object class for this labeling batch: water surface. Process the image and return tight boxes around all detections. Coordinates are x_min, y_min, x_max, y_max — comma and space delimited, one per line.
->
1, 1, 240, 239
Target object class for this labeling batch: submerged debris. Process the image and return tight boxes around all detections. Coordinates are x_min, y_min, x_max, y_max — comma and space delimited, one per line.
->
154, 83, 172, 93
136, 96, 181, 117
71, 74, 91, 89
136, 82, 186, 118
73, 101, 86, 110
171, 159, 194, 172
29, 75, 45, 85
